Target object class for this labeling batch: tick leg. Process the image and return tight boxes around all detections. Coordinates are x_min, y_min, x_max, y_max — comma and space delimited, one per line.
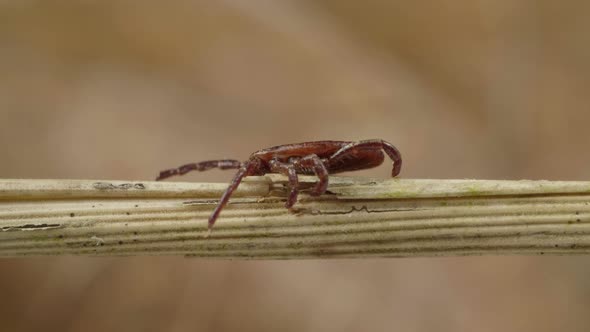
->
269, 160, 299, 208
156, 160, 241, 181
380, 140, 402, 177
208, 158, 262, 230
330, 139, 402, 177
298, 154, 329, 196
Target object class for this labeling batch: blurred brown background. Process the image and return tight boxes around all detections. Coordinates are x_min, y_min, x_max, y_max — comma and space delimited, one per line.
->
1, 1, 590, 331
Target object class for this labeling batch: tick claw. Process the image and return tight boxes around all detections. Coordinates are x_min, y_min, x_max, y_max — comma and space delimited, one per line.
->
204, 229, 212, 238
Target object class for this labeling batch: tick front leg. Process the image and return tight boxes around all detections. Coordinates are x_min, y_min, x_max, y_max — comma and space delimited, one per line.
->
208, 158, 262, 230
298, 154, 329, 196
156, 160, 241, 181
269, 160, 299, 208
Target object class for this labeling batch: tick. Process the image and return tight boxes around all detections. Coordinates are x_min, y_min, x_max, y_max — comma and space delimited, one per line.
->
156, 139, 402, 231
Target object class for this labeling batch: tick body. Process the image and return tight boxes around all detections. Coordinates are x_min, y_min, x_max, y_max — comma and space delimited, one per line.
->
156, 139, 402, 230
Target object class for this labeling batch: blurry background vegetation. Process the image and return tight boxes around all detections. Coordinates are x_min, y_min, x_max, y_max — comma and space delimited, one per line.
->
1, 1, 590, 331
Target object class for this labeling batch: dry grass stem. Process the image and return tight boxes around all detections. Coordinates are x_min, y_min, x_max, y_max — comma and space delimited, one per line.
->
1, 176, 590, 258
